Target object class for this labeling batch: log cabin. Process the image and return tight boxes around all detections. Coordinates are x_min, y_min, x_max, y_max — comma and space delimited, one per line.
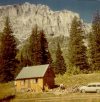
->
15, 64, 55, 92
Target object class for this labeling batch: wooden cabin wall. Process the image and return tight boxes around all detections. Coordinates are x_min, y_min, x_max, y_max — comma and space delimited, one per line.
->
43, 68, 55, 89
15, 78, 43, 92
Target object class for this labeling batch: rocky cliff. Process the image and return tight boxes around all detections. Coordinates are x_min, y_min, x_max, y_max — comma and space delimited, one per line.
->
0, 2, 91, 44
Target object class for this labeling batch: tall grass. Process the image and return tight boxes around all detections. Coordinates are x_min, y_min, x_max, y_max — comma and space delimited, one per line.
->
55, 73, 100, 87
0, 73, 100, 101
0, 82, 15, 99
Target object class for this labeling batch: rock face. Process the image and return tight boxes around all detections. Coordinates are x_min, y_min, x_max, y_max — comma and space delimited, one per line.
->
0, 2, 91, 43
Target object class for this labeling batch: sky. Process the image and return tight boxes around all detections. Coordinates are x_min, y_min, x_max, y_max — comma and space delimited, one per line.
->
0, 0, 100, 23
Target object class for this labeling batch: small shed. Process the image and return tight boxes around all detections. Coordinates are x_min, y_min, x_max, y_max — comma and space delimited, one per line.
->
15, 64, 55, 92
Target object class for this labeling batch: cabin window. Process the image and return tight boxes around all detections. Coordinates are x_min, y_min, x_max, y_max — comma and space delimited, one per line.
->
20, 80, 25, 86
33, 79, 38, 83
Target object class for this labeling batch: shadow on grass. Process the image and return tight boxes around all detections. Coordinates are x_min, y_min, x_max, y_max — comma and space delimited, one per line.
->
0, 95, 15, 102
53, 84, 60, 88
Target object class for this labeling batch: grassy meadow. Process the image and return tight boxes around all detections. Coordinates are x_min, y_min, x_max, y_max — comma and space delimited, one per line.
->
0, 82, 15, 100
11, 94, 100, 102
55, 72, 100, 88
0, 72, 100, 102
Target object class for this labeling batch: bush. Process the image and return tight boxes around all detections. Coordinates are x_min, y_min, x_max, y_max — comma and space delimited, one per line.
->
67, 66, 81, 75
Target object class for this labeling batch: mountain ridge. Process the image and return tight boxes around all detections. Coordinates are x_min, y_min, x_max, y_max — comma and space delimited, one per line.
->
0, 2, 91, 43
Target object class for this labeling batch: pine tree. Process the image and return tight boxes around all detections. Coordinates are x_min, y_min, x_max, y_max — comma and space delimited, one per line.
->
19, 52, 31, 67
0, 17, 18, 82
88, 11, 100, 71
29, 25, 42, 65
28, 25, 52, 65
0, 32, 4, 81
39, 30, 52, 64
88, 32, 95, 71
55, 43, 66, 75
68, 17, 89, 73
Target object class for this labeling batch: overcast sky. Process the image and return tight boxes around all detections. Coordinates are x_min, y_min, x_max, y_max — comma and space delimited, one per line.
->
0, 0, 100, 22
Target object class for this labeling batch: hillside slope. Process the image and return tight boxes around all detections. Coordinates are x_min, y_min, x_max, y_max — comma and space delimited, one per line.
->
55, 73, 100, 87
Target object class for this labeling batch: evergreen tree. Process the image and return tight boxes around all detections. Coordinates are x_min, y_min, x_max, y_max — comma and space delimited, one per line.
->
0, 17, 17, 82
88, 32, 95, 71
19, 52, 31, 67
0, 32, 4, 81
88, 11, 100, 70
68, 17, 89, 73
39, 30, 52, 64
55, 43, 66, 75
29, 25, 42, 65
28, 25, 52, 65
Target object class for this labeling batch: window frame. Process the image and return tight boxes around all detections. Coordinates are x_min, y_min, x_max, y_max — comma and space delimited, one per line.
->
33, 78, 38, 84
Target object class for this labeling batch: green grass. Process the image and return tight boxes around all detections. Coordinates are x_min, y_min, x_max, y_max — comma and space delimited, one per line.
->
55, 72, 100, 87
15, 92, 56, 99
0, 82, 15, 100
11, 93, 100, 102
0, 73, 100, 101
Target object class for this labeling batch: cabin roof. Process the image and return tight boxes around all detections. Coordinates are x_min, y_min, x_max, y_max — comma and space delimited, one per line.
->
16, 64, 49, 80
